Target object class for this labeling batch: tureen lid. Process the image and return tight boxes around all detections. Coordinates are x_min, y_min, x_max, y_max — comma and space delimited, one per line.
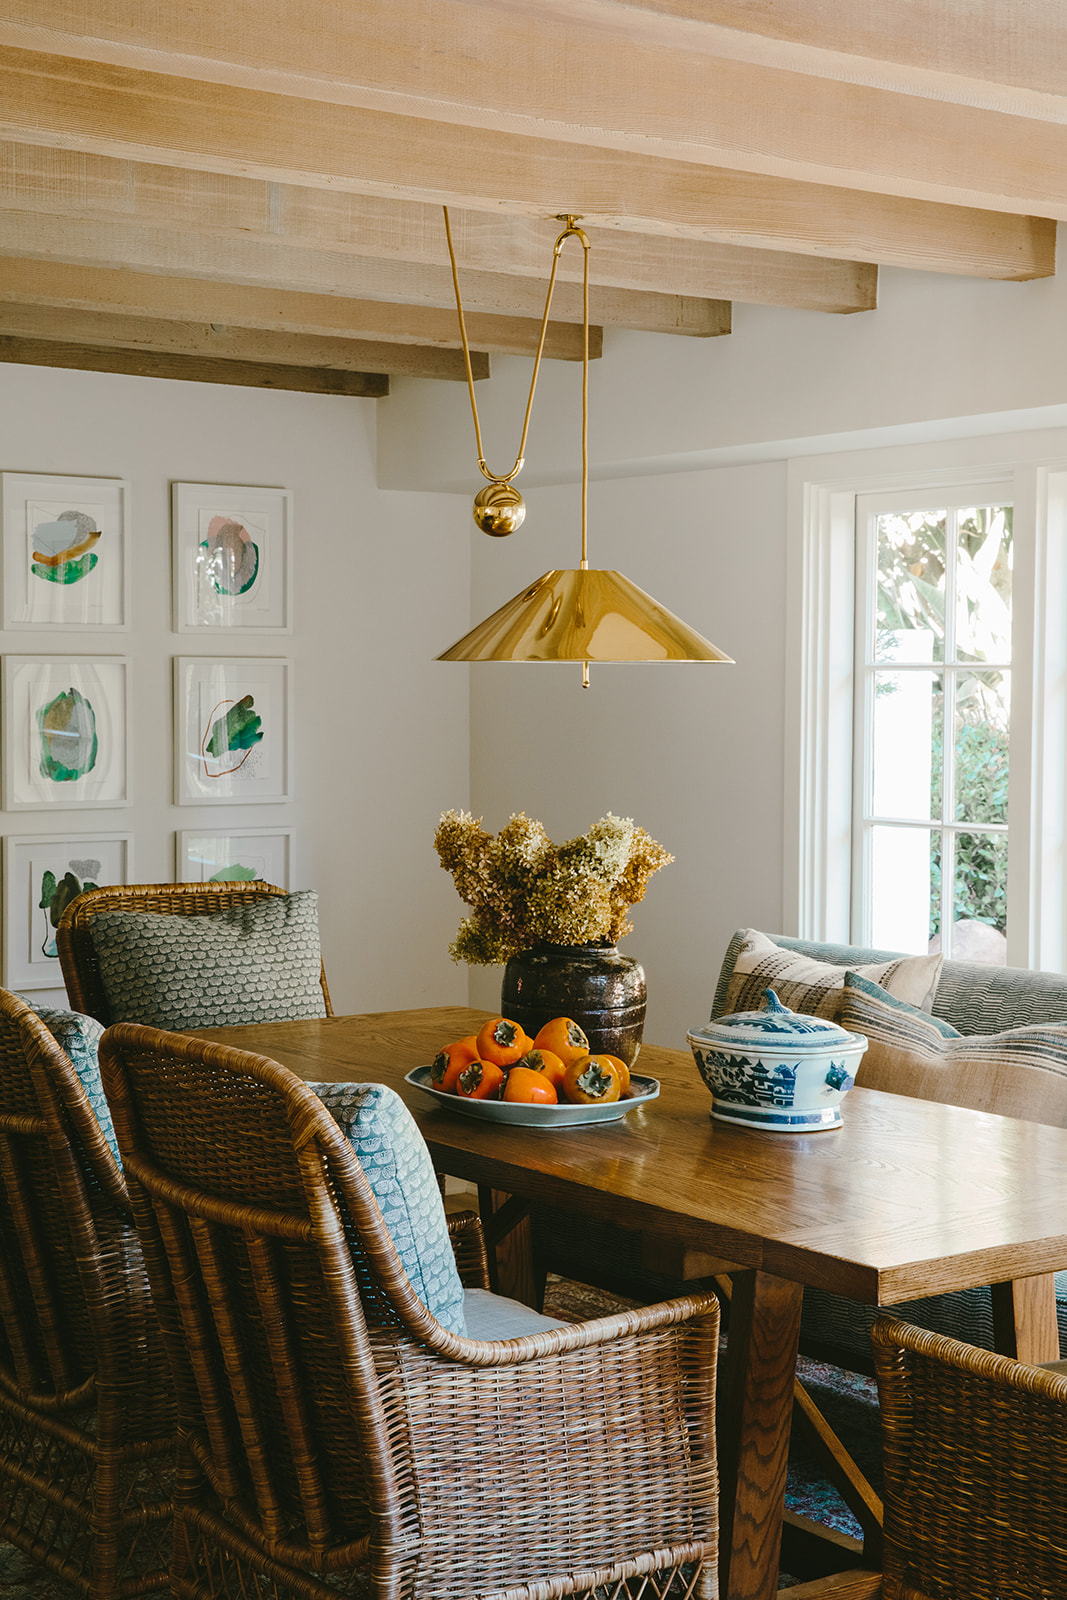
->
688, 988, 862, 1052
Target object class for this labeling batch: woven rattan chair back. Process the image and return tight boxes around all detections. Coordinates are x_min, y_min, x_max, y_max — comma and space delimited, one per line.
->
100, 1022, 721, 1600
872, 1316, 1067, 1599
0, 989, 173, 1597
56, 880, 333, 1024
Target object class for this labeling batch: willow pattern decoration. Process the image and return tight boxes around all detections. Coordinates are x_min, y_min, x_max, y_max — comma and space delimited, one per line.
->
174, 657, 292, 804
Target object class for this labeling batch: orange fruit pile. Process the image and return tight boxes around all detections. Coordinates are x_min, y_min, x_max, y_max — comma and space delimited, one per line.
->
429, 1016, 632, 1107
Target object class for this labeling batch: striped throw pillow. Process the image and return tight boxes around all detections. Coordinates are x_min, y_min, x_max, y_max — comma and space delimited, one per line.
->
720, 928, 943, 1022
841, 970, 1067, 1127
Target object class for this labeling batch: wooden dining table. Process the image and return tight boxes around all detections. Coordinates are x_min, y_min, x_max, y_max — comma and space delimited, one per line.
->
191, 1004, 1067, 1600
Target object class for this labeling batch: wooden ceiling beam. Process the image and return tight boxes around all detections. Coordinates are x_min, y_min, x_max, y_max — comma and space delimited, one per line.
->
483, 1, 1067, 104
0, 333, 393, 394
0, 303, 492, 379
0, 255, 611, 354
0, 220, 729, 337
0, 50, 1051, 279
0, 146, 876, 313
3, 4, 1067, 214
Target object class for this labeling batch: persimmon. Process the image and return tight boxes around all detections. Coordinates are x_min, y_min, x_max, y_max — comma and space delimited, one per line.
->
532, 1016, 590, 1068
456, 1060, 506, 1100
561, 1054, 623, 1105
430, 1035, 480, 1093
476, 1017, 531, 1068
593, 1052, 631, 1096
516, 1047, 567, 1090
501, 1066, 558, 1105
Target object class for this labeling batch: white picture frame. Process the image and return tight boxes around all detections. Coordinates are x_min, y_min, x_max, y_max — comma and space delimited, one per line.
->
3, 833, 131, 990
177, 829, 292, 888
2, 656, 130, 809
1, 472, 129, 629
174, 657, 292, 804
172, 481, 293, 632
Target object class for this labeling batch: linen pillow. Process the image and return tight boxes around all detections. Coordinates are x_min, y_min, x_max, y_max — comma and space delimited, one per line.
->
88, 891, 327, 1031
841, 970, 1067, 1127
309, 1080, 467, 1336
18, 999, 119, 1163
720, 928, 943, 1022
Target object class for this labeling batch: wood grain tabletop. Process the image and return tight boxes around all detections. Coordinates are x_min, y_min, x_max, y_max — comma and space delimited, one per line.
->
188, 1005, 1067, 1308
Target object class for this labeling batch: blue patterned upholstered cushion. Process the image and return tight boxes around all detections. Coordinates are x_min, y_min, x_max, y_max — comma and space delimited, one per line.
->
309, 1081, 467, 1336
16, 998, 118, 1163
88, 891, 327, 1030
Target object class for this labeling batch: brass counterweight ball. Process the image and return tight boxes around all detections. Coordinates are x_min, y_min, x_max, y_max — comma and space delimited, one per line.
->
472, 481, 526, 537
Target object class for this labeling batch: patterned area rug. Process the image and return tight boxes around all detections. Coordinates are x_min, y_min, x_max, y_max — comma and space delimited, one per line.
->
0, 1275, 880, 1598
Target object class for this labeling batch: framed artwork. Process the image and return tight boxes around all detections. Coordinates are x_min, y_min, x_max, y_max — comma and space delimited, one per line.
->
177, 829, 291, 888
1, 472, 129, 629
174, 657, 291, 804
3, 833, 131, 990
172, 481, 292, 632
2, 656, 130, 809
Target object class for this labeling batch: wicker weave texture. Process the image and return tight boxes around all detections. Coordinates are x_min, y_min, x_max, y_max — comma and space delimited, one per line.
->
57, 882, 333, 1024
873, 1316, 1067, 1600
100, 1023, 720, 1600
0, 990, 173, 1598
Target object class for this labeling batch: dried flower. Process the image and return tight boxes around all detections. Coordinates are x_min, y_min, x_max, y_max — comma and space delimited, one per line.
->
434, 809, 673, 965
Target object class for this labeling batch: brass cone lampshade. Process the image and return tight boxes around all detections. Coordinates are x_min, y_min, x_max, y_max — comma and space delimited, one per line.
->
438, 568, 732, 664
437, 210, 732, 684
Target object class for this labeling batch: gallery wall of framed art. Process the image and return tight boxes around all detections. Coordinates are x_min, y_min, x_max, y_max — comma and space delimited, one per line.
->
0, 364, 473, 1015
0, 470, 297, 994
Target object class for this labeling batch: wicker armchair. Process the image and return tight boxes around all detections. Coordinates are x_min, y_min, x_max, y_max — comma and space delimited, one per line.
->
99, 1023, 721, 1600
57, 881, 333, 1023
0, 990, 173, 1597
872, 1316, 1067, 1599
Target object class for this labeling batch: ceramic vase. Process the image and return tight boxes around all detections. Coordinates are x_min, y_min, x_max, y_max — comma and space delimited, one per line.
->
500, 941, 647, 1066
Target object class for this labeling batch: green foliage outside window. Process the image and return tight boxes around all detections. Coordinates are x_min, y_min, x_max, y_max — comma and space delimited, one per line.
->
876, 506, 1011, 939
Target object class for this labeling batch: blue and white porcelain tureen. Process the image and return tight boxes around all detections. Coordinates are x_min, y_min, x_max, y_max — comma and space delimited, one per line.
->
687, 989, 868, 1132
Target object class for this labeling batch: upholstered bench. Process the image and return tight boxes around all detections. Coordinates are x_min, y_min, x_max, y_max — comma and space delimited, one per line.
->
712, 929, 1067, 1369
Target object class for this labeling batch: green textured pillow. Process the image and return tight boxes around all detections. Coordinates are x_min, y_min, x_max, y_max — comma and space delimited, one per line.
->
88, 891, 327, 1030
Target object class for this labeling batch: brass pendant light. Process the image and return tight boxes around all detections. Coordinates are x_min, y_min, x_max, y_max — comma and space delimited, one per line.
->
436, 210, 733, 687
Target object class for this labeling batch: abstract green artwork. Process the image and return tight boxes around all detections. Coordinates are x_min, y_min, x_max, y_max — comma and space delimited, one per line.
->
30, 509, 101, 585
208, 863, 258, 882
37, 687, 98, 782
200, 516, 259, 596
204, 694, 263, 768
38, 865, 98, 957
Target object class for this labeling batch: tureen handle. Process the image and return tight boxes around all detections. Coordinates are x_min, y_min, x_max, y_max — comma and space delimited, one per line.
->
761, 988, 791, 1013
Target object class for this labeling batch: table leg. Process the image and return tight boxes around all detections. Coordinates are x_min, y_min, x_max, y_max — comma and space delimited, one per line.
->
717, 1269, 805, 1600
990, 1272, 1059, 1364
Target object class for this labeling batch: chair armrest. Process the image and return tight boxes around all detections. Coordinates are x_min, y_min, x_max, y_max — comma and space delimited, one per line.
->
447, 1208, 491, 1289
388, 1294, 720, 1595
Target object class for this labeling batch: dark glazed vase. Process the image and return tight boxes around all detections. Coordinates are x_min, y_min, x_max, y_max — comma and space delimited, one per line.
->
500, 942, 647, 1067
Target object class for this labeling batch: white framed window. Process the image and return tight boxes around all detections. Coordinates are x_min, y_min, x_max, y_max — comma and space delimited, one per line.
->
853, 489, 1012, 960
785, 440, 1067, 972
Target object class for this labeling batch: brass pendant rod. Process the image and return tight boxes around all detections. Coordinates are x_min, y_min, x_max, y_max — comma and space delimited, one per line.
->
443, 206, 586, 487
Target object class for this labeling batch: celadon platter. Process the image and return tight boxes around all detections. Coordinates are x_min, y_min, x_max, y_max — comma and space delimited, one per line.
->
405, 1066, 660, 1128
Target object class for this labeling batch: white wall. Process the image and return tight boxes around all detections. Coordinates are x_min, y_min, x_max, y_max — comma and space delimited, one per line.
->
0, 363, 472, 1014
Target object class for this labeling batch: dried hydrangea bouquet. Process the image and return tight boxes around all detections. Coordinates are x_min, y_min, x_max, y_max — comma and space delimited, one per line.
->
434, 810, 673, 1062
